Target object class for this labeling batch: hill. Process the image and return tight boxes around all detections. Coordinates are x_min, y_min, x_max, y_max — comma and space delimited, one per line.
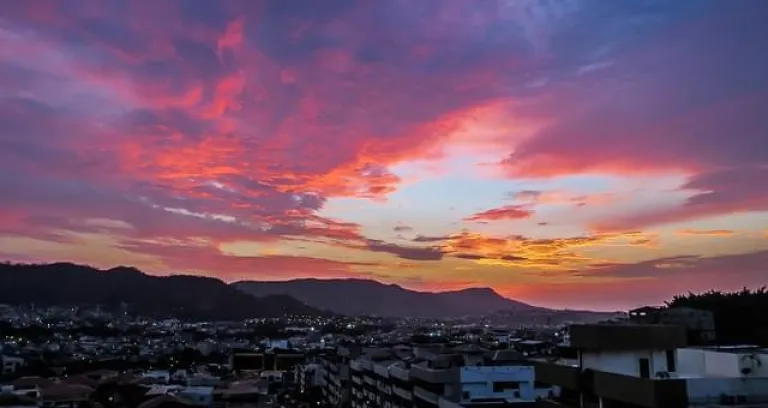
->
233, 278, 541, 318
0, 262, 321, 320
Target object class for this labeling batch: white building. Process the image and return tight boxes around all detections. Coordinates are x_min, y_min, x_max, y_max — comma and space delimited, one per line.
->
455, 365, 536, 403
533, 324, 768, 407
675, 346, 768, 405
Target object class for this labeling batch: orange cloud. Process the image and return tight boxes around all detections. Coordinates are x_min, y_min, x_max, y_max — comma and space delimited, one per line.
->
433, 230, 656, 269
675, 229, 735, 237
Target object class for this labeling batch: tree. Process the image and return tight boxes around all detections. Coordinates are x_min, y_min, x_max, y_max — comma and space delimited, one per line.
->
666, 287, 768, 346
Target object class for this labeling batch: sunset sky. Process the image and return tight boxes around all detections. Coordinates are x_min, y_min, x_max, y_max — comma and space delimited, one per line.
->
1, 0, 767, 311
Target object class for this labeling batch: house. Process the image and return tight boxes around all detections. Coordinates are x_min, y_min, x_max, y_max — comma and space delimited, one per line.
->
39, 384, 94, 408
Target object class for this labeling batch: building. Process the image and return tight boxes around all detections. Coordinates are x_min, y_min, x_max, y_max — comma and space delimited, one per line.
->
1, 356, 24, 375
531, 324, 768, 407
296, 363, 323, 393
229, 349, 304, 374
39, 384, 94, 408
319, 346, 358, 407
229, 353, 264, 372
345, 345, 549, 408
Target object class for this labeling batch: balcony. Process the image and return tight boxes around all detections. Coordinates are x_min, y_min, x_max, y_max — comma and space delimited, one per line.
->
377, 381, 392, 395
529, 360, 581, 390
392, 385, 412, 401
592, 371, 688, 408
390, 365, 410, 381
413, 386, 439, 405
410, 363, 456, 384
374, 363, 391, 377
358, 358, 373, 371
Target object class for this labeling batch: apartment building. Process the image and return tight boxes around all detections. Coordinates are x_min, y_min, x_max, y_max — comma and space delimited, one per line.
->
349, 348, 397, 408
296, 363, 323, 394
319, 345, 360, 407
346, 345, 548, 408
531, 324, 768, 408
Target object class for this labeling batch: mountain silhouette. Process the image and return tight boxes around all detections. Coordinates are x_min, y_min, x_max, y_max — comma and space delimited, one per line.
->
0, 262, 320, 320
233, 278, 540, 317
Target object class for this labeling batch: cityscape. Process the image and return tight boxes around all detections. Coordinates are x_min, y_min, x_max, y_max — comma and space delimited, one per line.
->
1, 269, 767, 407
2, 0, 768, 408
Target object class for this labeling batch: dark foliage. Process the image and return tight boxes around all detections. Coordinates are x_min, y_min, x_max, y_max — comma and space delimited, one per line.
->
0, 262, 321, 320
91, 382, 152, 408
666, 287, 768, 346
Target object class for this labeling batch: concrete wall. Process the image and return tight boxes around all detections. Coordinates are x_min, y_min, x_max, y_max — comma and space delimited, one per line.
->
458, 365, 535, 402
686, 378, 768, 404
703, 351, 740, 377
677, 348, 706, 374
677, 348, 768, 377
580, 350, 670, 377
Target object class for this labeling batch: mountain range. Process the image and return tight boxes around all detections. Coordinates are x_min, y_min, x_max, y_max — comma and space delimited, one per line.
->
233, 278, 541, 317
0, 262, 616, 321
0, 262, 320, 320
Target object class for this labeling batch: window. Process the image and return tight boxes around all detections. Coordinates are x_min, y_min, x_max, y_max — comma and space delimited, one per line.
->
666, 350, 676, 372
638, 358, 650, 379
493, 381, 521, 392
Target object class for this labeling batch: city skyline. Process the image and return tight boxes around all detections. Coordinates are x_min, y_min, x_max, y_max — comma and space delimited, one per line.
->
1, 0, 767, 311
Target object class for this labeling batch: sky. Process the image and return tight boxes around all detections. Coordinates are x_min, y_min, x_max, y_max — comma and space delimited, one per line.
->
1, 0, 767, 311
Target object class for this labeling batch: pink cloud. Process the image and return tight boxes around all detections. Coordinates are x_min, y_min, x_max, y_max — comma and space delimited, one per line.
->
1, 0, 767, 309
465, 205, 534, 222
